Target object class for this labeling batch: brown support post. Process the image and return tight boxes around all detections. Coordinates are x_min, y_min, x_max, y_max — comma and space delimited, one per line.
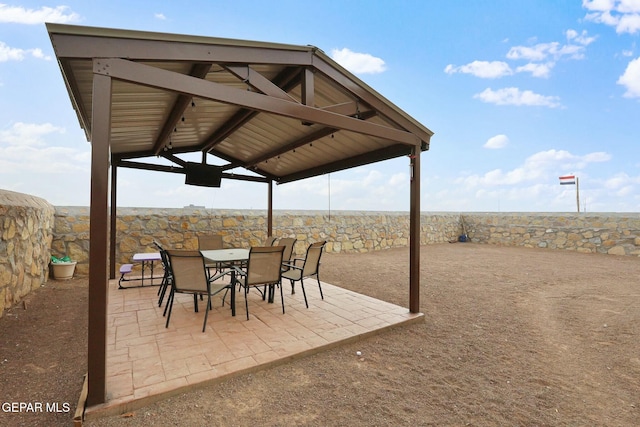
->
267, 180, 273, 237
87, 72, 112, 406
109, 162, 117, 280
409, 145, 421, 313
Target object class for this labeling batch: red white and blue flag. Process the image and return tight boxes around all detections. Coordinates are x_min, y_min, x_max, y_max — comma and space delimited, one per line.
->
559, 175, 576, 185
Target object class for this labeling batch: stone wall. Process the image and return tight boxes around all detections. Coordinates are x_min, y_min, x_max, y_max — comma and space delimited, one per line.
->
52, 207, 91, 276
4, 198, 640, 313
462, 212, 640, 256
0, 190, 55, 317
45, 208, 640, 281
52, 207, 461, 276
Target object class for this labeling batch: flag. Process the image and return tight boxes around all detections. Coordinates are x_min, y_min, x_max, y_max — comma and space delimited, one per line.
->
559, 175, 576, 185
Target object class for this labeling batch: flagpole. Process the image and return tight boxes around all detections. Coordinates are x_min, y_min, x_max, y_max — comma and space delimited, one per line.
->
576, 177, 580, 213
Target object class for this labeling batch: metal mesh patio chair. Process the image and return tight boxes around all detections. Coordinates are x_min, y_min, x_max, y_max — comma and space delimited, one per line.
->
233, 245, 285, 320
198, 234, 225, 277
282, 241, 326, 308
276, 237, 296, 271
153, 240, 172, 307
164, 250, 231, 332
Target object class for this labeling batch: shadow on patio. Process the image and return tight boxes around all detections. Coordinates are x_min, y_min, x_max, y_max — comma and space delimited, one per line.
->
83, 276, 423, 420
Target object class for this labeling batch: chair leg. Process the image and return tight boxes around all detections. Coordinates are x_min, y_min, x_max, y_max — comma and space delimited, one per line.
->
222, 288, 229, 307
279, 280, 285, 314
163, 288, 174, 317
202, 294, 211, 333
193, 294, 199, 313
158, 277, 170, 307
316, 274, 324, 300
244, 286, 250, 320
165, 290, 175, 328
300, 278, 309, 308
158, 282, 166, 306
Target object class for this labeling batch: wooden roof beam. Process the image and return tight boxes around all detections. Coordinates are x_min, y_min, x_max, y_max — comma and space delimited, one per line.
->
94, 59, 420, 145
277, 144, 412, 184
152, 63, 212, 155
246, 110, 376, 168
201, 67, 301, 153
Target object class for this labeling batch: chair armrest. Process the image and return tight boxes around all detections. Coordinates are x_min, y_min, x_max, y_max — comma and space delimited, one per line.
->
208, 269, 231, 283
283, 258, 304, 268
231, 265, 247, 277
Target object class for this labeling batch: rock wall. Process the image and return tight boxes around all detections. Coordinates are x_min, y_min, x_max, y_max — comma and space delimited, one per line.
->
52, 207, 461, 276
3, 197, 640, 314
0, 190, 55, 317
49, 209, 640, 278
462, 212, 640, 256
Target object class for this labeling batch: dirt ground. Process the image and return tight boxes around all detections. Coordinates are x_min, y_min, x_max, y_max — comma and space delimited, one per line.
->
1, 243, 639, 426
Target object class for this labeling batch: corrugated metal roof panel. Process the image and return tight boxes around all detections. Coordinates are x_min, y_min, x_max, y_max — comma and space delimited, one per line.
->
48, 23, 433, 184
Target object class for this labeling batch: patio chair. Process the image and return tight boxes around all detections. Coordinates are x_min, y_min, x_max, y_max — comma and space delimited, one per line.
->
198, 234, 223, 250
153, 240, 172, 307
277, 237, 296, 270
164, 250, 231, 332
233, 245, 285, 320
198, 234, 225, 277
264, 236, 276, 246
282, 241, 326, 308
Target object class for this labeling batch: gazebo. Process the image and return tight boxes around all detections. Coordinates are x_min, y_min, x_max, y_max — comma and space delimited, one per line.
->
47, 23, 433, 406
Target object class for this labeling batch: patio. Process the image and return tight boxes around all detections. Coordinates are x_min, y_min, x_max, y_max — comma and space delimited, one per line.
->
83, 276, 423, 419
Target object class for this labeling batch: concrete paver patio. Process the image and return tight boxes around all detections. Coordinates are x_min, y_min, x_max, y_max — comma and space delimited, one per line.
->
83, 275, 423, 419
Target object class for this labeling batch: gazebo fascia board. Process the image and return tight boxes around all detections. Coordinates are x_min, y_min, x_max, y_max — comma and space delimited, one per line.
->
47, 23, 433, 407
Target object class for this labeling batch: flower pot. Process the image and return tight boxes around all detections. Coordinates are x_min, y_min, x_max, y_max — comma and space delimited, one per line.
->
51, 261, 77, 280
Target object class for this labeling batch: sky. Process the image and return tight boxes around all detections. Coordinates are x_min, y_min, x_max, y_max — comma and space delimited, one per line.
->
0, 1, 639, 213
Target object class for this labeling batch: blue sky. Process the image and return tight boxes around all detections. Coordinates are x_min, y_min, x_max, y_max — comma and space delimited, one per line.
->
1, 1, 639, 212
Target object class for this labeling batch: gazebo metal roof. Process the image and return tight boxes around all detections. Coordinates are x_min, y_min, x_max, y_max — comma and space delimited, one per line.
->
47, 23, 431, 408
48, 23, 432, 184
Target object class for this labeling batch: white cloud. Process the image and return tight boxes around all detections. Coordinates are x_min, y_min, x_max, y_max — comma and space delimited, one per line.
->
617, 56, 640, 97
457, 148, 611, 188
389, 172, 407, 186
0, 144, 88, 174
484, 134, 509, 149
0, 4, 80, 24
473, 87, 563, 108
448, 29, 594, 82
506, 33, 593, 62
330, 48, 386, 74
603, 172, 640, 198
566, 29, 598, 46
444, 61, 513, 78
0, 41, 50, 62
582, 151, 613, 162
515, 62, 554, 78
507, 43, 558, 61
276, 167, 409, 211
0, 122, 66, 146
584, 0, 640, 34
155, 13, 167, 20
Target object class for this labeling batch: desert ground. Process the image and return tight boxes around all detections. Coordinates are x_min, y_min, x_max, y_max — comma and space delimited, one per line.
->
0, 243, 638, 426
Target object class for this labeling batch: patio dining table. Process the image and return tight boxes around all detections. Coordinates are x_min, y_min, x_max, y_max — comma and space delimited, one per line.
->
200, 248, 249, 317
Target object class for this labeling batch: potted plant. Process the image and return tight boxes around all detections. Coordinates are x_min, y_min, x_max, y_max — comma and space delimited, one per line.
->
50, 255, 77, 280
